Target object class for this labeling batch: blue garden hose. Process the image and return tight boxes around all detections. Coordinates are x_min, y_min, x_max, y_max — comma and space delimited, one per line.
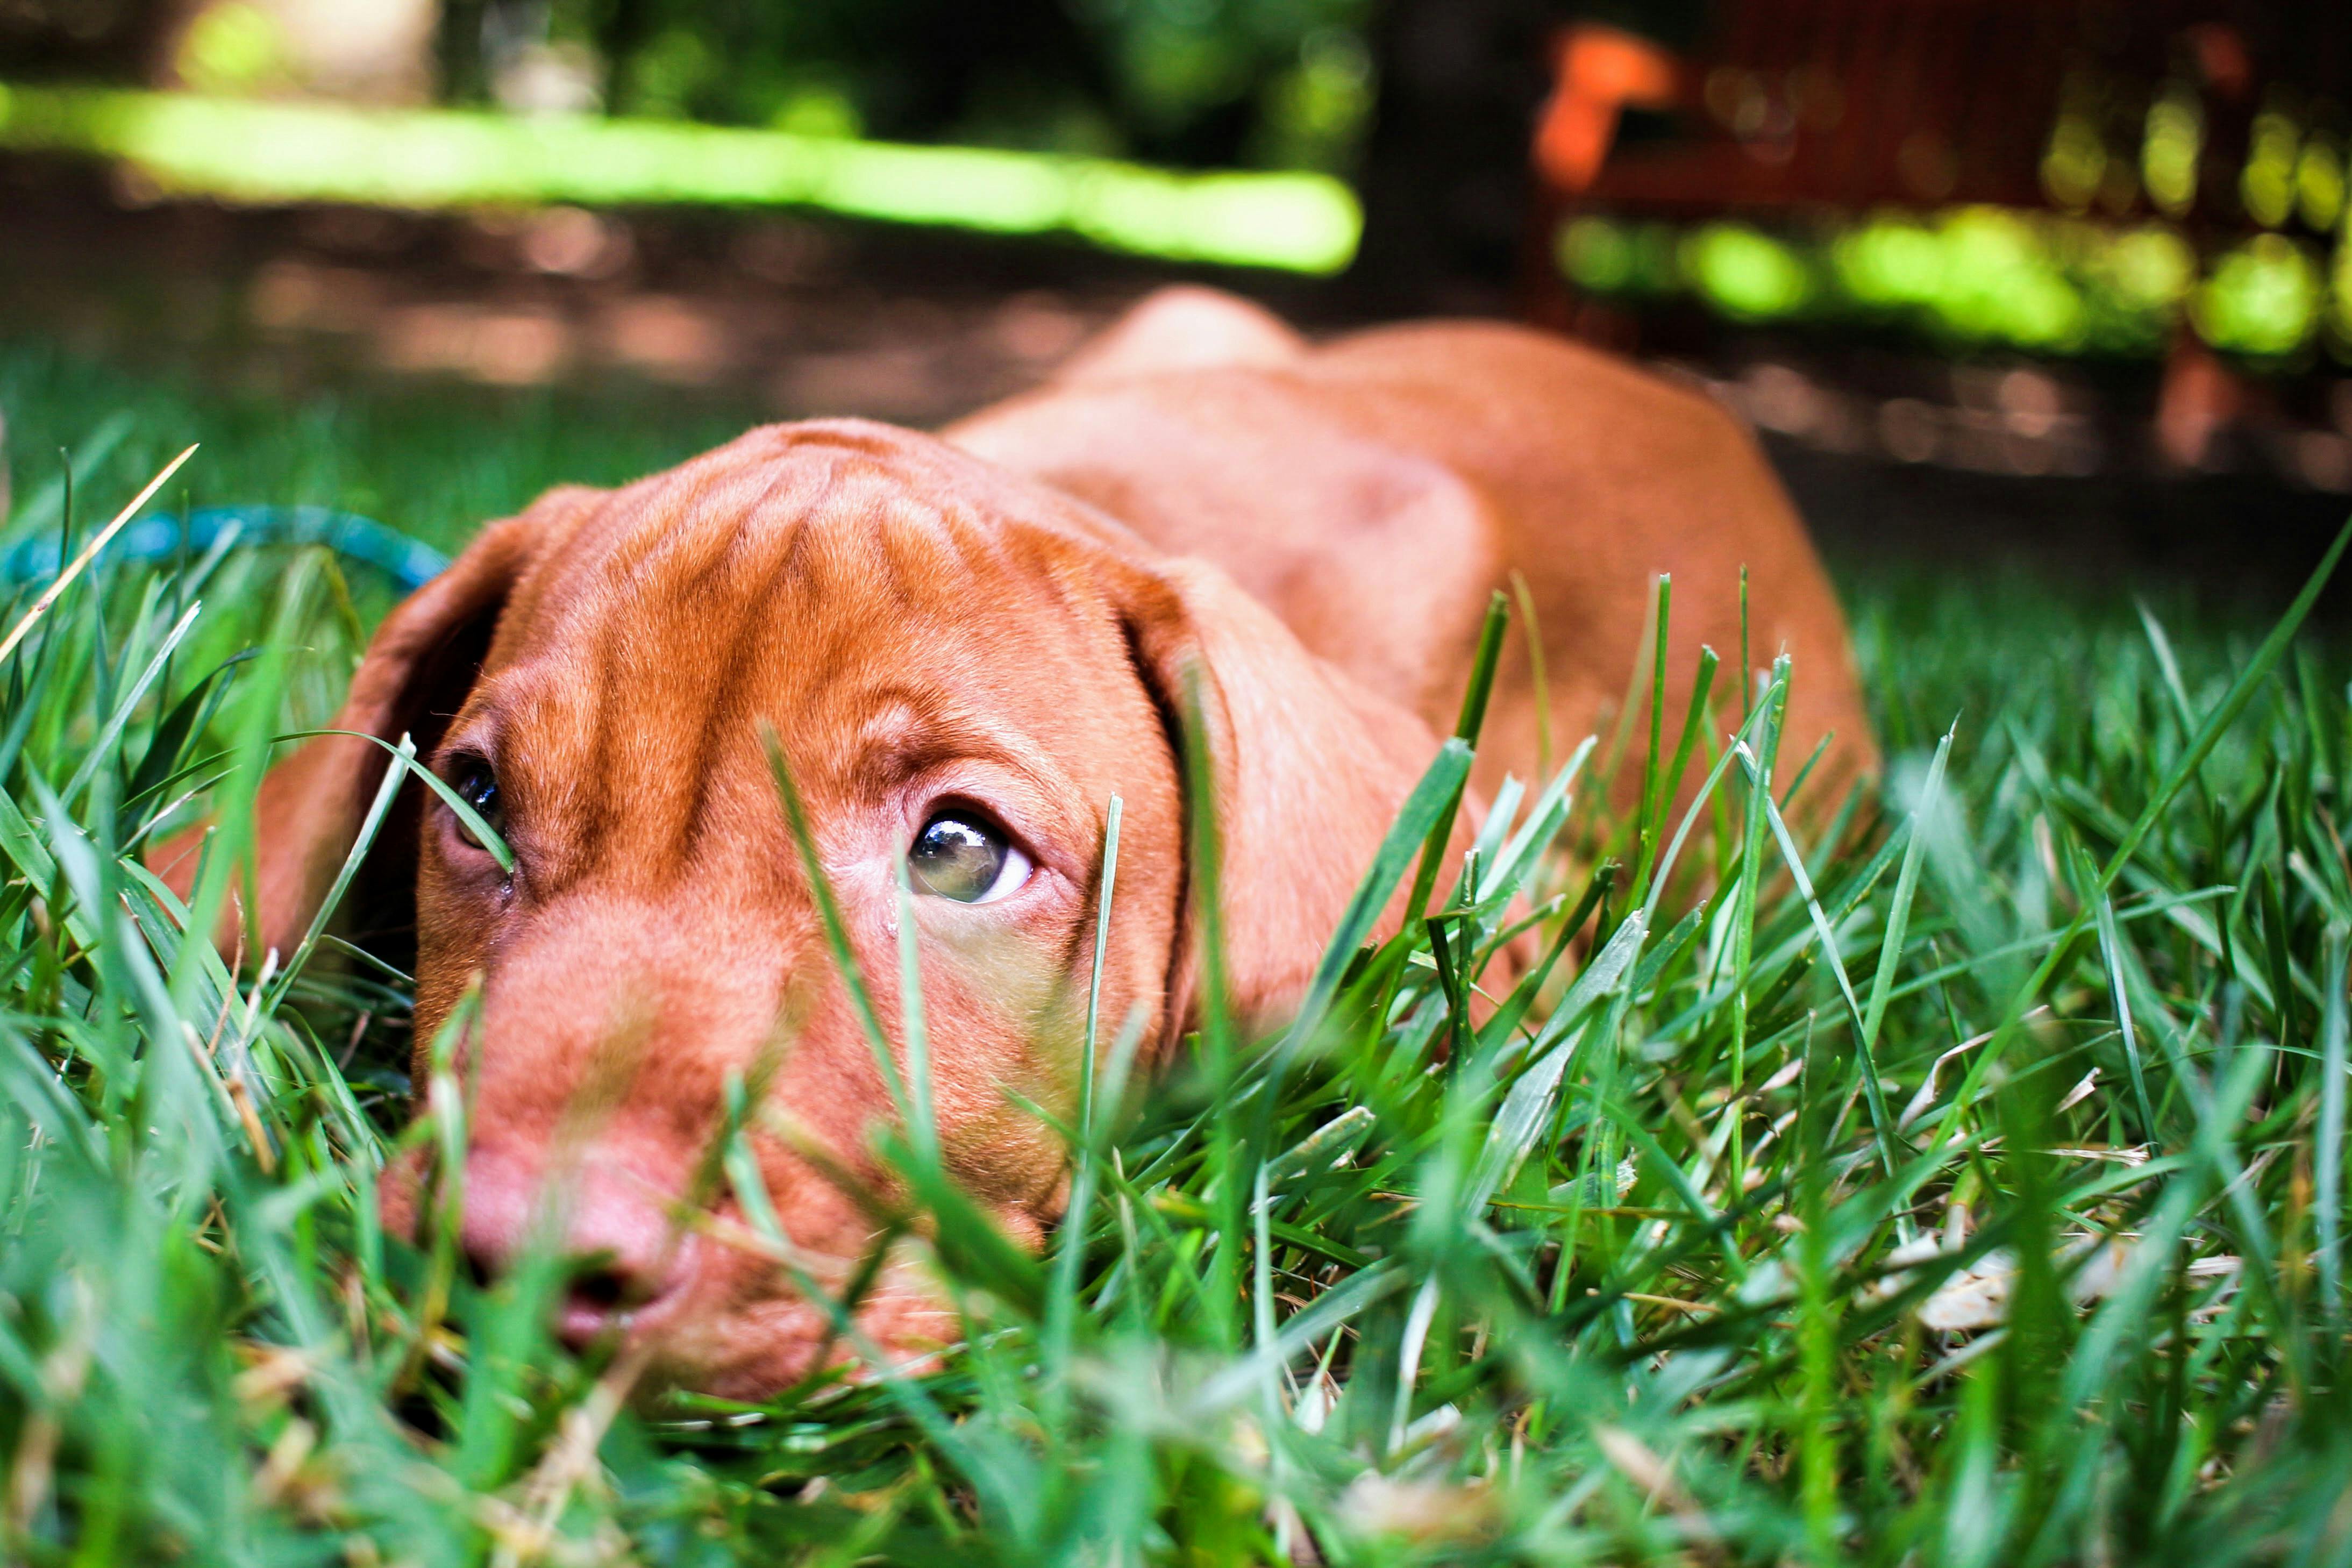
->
1, 506, 448, 591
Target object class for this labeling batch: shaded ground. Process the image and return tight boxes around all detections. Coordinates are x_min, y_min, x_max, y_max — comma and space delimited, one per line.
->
4, 155, 2348, 614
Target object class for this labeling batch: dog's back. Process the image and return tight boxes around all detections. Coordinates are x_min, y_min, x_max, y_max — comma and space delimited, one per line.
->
949, 289, 1875, 807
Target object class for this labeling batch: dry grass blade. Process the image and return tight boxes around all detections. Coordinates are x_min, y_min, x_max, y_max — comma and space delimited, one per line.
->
0, 444, 197, 666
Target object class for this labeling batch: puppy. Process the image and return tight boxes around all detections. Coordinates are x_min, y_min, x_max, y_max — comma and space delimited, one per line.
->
156, 288, 1871, 1396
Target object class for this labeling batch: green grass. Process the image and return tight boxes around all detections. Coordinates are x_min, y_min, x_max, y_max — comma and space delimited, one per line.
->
1, 340, 2349, 1565
0, 339, 774, 558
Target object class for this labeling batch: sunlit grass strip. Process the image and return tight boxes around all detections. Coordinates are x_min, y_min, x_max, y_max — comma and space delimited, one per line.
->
0, 83, 1362, 275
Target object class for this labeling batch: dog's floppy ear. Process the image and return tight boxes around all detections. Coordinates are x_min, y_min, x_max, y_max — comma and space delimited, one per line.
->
1122, 556, 1465, 1041
151, 486, 601, 965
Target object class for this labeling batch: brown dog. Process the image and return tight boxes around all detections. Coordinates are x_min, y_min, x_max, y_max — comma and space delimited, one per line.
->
156, 287, 1870, 1397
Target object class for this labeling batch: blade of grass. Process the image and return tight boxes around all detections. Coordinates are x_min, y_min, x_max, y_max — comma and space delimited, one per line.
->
2091, 857, 2160, 1151
1398, 592, 1510, 936
1045, 794, 1123, 1426
1509, 568, 1552, 786
0, 446, 197, 667
1951, 517, 2351, 1109
891, 858, 937, 1171
1734, 740, 1900, 1187
762, 725, 909, 1135
259, 733, 415, 1011
2317, 928, 2346, 1336
1629, 574, 1672, 902
1858, 722, 1954, 1054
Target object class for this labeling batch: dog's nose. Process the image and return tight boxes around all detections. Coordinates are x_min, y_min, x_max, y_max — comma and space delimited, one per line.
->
457, 1144, 688, 1348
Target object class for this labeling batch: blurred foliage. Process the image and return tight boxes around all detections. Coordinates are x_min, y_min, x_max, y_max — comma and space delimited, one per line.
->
0, 0, 175, 80
2, 0, 1382, 173
1560, 210, 2350, 366
438, 0, 1378, 174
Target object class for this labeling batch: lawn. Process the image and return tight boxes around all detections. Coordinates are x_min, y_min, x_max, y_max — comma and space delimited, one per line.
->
0, 338, 2347, 1566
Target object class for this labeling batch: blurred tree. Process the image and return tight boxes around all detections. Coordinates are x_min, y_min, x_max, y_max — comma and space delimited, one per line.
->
430, 0, 1374, 173
1352, 0, 1701, 307
169, 0, 437, 101
3, 1, 1386, 173
1069, 0, 1374, 169
1353, 0, 1548, 305
0, 0, 179, 79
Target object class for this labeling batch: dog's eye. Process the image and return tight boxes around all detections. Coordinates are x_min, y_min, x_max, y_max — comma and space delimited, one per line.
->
909, 814, 1031, 904
451, 762, 504, 851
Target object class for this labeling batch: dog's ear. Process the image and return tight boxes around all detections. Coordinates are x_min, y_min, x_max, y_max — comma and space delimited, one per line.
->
151, 486, 601, 965
1123, 556, 1465, 1042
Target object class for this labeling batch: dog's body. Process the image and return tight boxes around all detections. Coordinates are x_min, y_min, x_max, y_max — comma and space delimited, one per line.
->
158, 288, 1871, 1396
950, 290, 1869, 808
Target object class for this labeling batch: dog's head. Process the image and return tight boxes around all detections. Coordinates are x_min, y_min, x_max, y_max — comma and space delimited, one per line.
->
176, 421, 1455, 1397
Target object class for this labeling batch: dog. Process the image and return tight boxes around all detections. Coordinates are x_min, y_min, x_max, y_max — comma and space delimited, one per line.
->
155, 287, 1872, 1397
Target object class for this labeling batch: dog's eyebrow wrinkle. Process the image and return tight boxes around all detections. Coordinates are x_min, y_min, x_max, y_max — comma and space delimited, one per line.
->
853, 704, 999, 787
846, 697, 1054, 803
433, 703, 510, 770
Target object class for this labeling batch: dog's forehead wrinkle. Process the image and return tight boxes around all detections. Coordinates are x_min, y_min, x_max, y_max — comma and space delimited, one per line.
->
528, 450, 809, 624
595, 431, 1106, 582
